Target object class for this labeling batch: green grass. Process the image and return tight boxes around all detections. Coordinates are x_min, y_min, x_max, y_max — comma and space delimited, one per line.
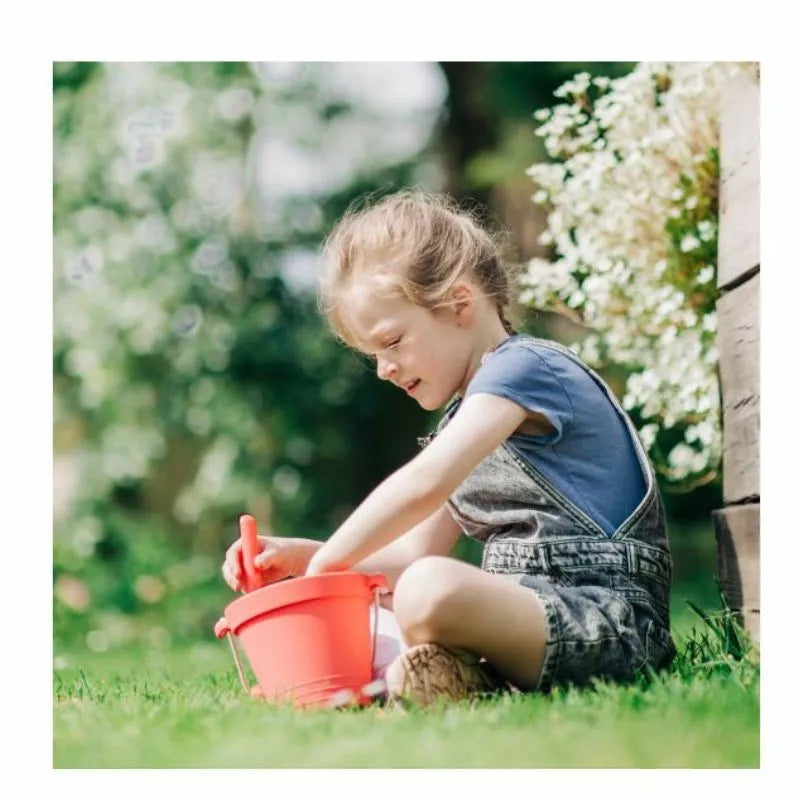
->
53, 602, 759, 769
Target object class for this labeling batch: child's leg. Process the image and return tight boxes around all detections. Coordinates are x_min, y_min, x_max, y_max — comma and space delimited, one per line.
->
391, 555, 548, 690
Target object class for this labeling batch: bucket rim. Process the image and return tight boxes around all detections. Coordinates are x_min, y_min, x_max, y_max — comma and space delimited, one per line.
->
221, 571, 386, 635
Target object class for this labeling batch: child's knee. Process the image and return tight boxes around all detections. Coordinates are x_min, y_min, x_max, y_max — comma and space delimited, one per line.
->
393, 556, 465, 642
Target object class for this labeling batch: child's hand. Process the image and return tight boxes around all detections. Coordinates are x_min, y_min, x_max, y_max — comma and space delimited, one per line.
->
221, 536, 320, 592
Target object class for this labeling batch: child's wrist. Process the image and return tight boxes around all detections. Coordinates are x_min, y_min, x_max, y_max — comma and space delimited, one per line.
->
305, 542, 353, 576
293, 539, 323, 576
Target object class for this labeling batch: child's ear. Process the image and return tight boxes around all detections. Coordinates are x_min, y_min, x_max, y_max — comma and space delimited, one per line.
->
450, 282, 475, 326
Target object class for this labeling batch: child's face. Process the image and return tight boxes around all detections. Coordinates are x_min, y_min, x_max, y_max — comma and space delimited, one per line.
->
342, 279, 475, 410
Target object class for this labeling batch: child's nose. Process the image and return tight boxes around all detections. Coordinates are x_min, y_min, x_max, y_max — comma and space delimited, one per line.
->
376, 355, 398, 381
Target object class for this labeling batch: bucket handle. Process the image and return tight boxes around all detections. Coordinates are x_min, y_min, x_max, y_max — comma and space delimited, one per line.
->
227, 631, 251, 693
370, 584, 381, 680
214, 574, 388, 697
365, 574, 388, 688
214, 616, 250, 692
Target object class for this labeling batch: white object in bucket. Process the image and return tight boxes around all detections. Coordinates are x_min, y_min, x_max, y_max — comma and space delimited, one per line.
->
370, 607, 409, 681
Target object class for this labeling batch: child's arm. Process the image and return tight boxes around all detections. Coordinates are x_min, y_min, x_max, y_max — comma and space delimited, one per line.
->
306, 392, 527, 575
350, 502, 462, 591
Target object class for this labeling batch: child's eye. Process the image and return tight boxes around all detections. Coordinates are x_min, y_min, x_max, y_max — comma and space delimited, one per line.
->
388, 336, 402, 349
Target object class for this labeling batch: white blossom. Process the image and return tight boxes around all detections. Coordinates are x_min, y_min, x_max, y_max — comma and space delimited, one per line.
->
697, 265, 715, 284
697, 220, 715, 241
523, 61, 756, 485
639, 423, 659, 450
680, 234, 701, 252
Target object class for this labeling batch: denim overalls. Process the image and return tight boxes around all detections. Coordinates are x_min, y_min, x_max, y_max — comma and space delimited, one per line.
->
419, 335, 677, 691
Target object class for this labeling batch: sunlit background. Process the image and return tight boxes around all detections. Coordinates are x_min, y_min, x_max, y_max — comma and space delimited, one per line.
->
53, 61, 722, 669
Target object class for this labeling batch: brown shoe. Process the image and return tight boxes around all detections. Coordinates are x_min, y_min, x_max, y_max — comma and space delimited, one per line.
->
385, 643, 507, 707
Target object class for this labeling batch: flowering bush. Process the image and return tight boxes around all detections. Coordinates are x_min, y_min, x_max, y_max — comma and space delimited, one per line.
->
53, 62, 438, 579
522, 62, 758, 489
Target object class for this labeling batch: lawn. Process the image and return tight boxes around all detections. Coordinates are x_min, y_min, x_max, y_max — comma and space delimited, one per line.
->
53, 592, 759, 769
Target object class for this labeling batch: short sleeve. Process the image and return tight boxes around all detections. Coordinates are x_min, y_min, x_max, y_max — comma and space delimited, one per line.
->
465, 343, 573, 443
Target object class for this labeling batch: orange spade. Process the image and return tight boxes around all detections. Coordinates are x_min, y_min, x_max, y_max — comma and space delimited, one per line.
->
239, 514, 265, 592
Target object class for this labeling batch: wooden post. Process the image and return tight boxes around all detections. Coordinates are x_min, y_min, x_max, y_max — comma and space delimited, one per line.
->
712, 71, 760, 643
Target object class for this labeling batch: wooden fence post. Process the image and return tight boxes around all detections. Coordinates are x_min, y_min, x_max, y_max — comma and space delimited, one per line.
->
712, 70, 760, 642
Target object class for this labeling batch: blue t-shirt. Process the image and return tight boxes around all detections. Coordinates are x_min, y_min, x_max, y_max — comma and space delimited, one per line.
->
465, 335, 647, 536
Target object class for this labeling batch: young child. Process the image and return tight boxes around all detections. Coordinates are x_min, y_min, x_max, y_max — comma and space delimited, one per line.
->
222, 190, 677, 706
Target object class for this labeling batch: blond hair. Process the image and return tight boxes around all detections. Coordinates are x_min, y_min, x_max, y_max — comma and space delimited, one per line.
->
318, 189, 516, 347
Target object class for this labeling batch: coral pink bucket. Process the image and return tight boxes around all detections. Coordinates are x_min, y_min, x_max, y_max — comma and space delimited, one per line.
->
214, 516, 387, 707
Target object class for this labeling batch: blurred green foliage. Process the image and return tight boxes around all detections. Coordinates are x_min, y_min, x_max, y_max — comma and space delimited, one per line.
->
54, 61, 718, 653
54, 63, 434, 544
